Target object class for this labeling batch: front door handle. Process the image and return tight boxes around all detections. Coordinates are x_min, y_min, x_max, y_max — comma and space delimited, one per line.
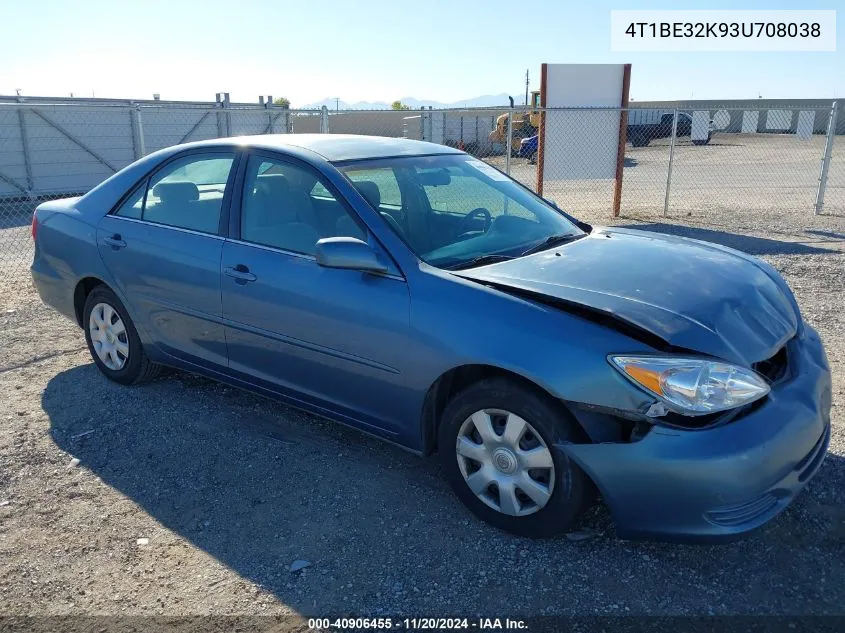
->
224, 264, 257, 283
103, 234, 127, 249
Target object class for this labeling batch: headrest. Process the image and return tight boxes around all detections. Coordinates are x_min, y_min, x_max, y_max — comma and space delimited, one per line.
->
354, 181, 381, 210
256, 173, 290, 196
153, 181, 199, 203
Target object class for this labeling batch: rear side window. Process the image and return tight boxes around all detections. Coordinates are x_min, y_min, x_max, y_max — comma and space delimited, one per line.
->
115, 153, 235, 234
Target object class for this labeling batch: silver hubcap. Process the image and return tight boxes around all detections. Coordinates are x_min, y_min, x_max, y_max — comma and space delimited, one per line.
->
456, 409, 555, 517
89, 302, 129, 371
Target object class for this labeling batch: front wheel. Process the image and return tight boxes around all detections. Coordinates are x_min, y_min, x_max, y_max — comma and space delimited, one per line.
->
83, 286, 162, 385
629, 131, 649, 147
438, 378, 593, 537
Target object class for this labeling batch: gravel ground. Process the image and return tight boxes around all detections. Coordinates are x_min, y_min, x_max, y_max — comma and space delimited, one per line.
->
495, 133, 845, 219
0, 155, 844, 620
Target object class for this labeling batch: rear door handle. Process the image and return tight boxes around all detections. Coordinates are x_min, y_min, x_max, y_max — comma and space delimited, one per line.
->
224, 264, 257, 283
103, 234, 127, 249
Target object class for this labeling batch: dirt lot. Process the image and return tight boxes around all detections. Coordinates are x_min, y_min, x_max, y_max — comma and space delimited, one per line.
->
0, 135, 844, 620
496, 133, 845, 220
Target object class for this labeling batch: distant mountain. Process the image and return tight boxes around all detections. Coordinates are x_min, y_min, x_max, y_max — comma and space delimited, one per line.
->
299, 93, 516, 110
403, 93, 517, 109
300, 98, 388, 110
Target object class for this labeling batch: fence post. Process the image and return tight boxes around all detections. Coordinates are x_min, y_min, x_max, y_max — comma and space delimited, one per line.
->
17, 108, 34, 194
611, 64, 633, 217
215, 93, 226, 138
815, 100, 838, 215
129, 104, 138, 158
223, 92, 232, 136
663, 108, 679, 217
131, 104, 146, 158
504, 110, 513, 175
320, 106, 330, 133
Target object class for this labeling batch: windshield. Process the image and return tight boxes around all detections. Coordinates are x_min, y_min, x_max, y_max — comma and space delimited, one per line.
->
338, 154, 583, 269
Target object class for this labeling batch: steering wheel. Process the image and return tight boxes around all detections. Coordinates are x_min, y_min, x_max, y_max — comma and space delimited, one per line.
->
458, 207, 493, 239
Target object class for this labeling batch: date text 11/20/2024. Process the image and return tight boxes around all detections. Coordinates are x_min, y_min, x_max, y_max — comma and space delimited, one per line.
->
308, 618, 528, 630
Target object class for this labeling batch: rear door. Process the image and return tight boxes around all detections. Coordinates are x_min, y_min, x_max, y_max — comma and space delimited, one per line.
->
220, 152, 412, 438
97, 150, 238, 369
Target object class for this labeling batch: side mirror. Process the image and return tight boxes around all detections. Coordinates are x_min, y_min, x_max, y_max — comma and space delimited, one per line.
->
315, 237, 388, 274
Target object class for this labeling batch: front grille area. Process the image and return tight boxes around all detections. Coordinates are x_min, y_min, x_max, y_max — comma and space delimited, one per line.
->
705, 493, 780, 527
796, 424, 830, 483
706, 424, 830, 528
753, 343, 790, 383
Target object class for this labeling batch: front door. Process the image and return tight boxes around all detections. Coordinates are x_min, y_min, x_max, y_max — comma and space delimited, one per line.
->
220, 154, 412, 439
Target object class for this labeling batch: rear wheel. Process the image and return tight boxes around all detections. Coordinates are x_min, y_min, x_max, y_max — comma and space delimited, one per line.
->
438, 377, 593, 537
83, 286, 161, 385
629, 131, 649, 147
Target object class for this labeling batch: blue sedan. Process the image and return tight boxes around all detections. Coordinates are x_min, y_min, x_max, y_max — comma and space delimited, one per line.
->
31, 135, 831, 541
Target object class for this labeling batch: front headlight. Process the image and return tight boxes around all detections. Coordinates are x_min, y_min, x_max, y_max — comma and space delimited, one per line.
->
609, 355, 770, 416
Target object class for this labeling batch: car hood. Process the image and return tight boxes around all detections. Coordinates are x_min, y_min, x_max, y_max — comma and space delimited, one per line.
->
456, 227, 798, 365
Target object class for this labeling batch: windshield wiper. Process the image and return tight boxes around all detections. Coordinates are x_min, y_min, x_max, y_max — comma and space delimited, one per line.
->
445, 255, 514, 270
520, 233, 584, 256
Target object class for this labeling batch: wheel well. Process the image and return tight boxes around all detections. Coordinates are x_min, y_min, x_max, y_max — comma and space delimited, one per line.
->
73, 277, 106, 326
420, 364, 583, 455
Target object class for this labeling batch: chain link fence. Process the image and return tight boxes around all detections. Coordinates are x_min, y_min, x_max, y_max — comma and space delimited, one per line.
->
1, 100, 842, 270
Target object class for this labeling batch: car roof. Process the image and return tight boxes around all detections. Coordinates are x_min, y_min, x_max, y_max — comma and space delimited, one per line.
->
179, 134, 464, 162
74, 134, 465, 215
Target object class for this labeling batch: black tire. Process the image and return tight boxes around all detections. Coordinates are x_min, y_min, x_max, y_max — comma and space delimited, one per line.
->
82, 286, 161, 385
438, 377, 594, 538
629, 131, 649, 147
692, 135, 712, 146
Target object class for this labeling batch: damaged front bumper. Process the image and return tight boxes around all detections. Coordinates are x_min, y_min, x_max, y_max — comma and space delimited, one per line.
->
560, 323, 832, 542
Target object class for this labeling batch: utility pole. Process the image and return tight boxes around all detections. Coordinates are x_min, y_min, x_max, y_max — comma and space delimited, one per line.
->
524, 69, 529, 106
335, 97, 339, 111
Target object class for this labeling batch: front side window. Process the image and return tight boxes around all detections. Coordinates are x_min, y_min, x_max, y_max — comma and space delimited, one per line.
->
240, 156, 365, 255
339, 155, 582, 269
138, 153, 235, 234
344, 168, 402, 208
115, 183, 145, 219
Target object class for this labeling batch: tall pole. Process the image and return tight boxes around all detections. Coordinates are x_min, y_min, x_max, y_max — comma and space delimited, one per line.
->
536, 64, 547, 195
663, 109, 679, 217
611, 64, 632, 218
505, 110, 513, 176
525, 69, 529, 106
815, 100, 838, 215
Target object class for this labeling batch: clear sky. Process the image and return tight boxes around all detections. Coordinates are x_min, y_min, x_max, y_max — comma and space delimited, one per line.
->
2, 0, 842, 105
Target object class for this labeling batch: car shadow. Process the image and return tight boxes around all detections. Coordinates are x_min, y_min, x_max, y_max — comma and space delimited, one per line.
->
619, 222, 838, 256
44, 363, 844, 615
806, 229, 845, 241
47, 364, 556, 615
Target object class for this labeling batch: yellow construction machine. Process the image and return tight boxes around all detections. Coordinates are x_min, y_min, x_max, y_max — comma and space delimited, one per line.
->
489, 91, 541, 155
